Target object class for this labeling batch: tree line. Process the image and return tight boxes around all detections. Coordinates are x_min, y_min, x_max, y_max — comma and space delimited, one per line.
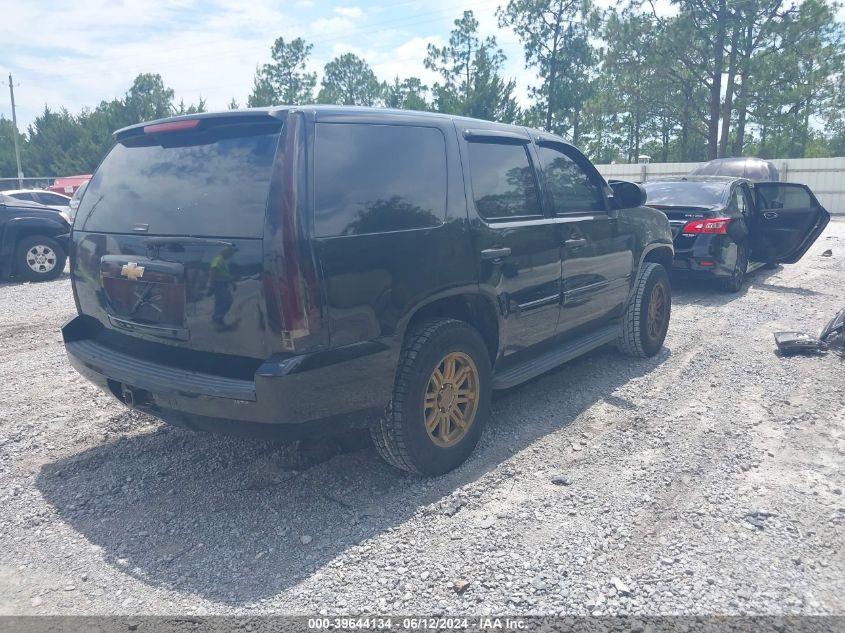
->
2, 0, 843, 179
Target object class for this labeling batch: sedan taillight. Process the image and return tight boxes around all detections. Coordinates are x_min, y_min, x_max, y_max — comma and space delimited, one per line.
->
682, 217, 731, 235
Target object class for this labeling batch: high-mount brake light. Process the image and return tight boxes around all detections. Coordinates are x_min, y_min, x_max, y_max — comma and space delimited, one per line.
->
143, 119, 200, 134
682, 217, 731, 235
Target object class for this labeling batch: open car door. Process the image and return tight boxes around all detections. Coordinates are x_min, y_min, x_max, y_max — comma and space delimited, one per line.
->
752, 183, 830, 264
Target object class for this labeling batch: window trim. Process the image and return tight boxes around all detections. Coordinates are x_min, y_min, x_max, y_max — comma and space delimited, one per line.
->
465, 138, 545, 224
534, 139, 609, 216
462, 128, 531, 144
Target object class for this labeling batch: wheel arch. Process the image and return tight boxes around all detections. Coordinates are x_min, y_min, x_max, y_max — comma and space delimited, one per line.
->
640, 242, 674, 274
399, 291, 500, 365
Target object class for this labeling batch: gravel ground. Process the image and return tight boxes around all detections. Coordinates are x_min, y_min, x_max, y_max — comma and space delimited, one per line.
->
0, 221, 843, 617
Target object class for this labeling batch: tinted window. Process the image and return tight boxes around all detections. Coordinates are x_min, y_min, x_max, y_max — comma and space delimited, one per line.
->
468, 141, 541, 220
757, 184, 813, 210
1, 193, 43, 208
537, 145, 604, 213
79, 122, 281, 237
643, 181, 730, 208
727, 186, 749, 215
314, 123, 446, 237
12, 192, 36, 202
38, 192, 68, 206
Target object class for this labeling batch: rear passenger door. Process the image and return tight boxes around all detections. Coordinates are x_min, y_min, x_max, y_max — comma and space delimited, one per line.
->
463, 129, 563, 356
535, 141, 634, 335
752, 183, 831, 264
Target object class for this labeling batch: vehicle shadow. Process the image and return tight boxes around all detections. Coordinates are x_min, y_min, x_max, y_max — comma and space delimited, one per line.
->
0, 269, 70, 288
670, 264, 815, 307
36, 344, 669, 606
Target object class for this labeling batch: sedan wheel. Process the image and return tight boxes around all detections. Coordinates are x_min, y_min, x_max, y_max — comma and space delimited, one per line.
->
721, 245, 747, 293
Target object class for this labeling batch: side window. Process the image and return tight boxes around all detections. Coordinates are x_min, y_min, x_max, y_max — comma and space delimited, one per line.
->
467, 141, 541, 220
536, 145, 604, 214
314, 123, 447, 237
38, 193, 66, 205
739, 186, 752, 216
757, 184, 813, 210
728, 187, 747, 215
13, 192, 36, 202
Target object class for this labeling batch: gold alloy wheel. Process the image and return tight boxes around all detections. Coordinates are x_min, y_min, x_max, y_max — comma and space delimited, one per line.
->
424, 351, 480, 448
647, 282, 668, 340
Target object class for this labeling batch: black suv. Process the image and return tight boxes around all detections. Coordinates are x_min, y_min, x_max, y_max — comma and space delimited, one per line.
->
0, 193, 70, 281
63, 107, 674, 475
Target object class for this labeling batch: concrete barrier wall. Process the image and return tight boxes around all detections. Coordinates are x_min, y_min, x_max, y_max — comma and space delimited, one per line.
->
595, 157, 845, 215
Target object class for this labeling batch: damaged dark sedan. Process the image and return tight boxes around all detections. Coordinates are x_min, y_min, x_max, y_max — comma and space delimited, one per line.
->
643, 176, 830, 292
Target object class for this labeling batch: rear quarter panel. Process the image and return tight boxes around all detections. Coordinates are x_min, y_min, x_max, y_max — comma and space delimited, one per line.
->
307, 112, 477, 348
617, 205, 674, 281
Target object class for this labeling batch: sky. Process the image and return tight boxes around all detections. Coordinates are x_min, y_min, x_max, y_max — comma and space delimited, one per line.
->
0, 0, 538, 130
3, 1, 844, 133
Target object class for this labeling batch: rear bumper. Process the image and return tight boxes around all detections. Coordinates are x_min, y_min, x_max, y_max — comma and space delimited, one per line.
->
62, 316, 395, 435
671, 234, 736, 279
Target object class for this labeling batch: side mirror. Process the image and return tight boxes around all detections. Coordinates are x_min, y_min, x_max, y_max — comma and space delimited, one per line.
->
608, 180, 647, 210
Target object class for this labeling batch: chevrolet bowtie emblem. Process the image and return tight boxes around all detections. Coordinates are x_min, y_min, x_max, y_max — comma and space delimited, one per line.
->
120, 262, 145, 280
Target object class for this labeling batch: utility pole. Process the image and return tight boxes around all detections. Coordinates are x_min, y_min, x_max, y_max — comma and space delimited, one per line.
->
8, 74, 23, 188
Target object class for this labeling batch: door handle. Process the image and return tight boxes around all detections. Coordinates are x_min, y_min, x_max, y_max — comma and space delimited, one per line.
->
564, 238, 588, 247
480, 247, 512, 260
763, 211, 779, 220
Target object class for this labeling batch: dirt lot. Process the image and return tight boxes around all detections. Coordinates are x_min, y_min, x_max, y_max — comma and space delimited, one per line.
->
0, 221, 843, 617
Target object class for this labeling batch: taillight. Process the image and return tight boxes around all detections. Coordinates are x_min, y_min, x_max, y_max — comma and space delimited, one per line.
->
143, 119, 200, 134
682, 217, 731, 234
263, 111, 323, 353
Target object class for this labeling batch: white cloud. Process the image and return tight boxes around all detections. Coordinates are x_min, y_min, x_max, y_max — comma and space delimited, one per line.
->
370, 36, 444, 87
2, 0, 304, 124
335, 6, 364, 19
310, 16, 358, 36
1, 0, 539, 126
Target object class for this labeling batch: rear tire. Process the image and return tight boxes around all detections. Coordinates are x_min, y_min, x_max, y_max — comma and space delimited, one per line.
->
617, 262, 671, 358
370, 318, 492, 476
720, 245, 747, 293
15, 235, 66, 282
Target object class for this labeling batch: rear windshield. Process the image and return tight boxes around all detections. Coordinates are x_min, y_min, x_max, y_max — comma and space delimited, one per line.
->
78, 121, 281, 238
643, 181, 729, 208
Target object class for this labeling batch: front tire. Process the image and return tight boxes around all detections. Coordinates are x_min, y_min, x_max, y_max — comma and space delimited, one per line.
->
15, 235, 66, 282
617, 262, 671, 358
371, 318, 492, 476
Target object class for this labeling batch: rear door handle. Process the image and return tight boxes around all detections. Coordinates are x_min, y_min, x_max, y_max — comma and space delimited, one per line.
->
564, 238, 588, 247
763, 211, 779, 220
480, 247, 512, 260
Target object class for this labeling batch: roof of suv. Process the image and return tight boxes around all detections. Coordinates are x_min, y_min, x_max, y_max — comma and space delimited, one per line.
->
113, 105, 559, 144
